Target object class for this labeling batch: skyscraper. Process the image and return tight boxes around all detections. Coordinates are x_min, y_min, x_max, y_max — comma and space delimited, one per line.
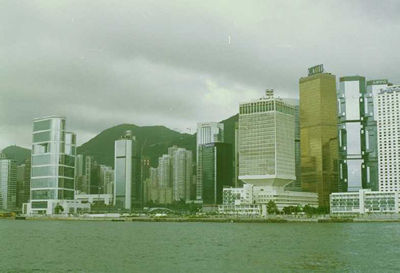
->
282, 98, 301, 190
300, 65, 338, 206
171, 148, 192, 202
367, 79, 391, 119
114, 130, 141, 210
196, 122, 224, 200
16, 158, 31, 209
200, 142, 232, 205
337, 76, 378, 192
377, 85, 400, 192
28, 116, 76, 214
238, 89, 296, 187
0, 154, 17, 211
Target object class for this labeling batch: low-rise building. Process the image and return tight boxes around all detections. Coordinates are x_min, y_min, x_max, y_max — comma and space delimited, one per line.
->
75, 194, 113, 206
218, 184, 318, 216
330, 189, 400, 214
23, 199, 90, 215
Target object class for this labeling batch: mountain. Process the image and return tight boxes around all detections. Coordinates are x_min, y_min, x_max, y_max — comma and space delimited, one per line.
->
1, 114, 239, 168
1, 145, 31, 165
77, 124, 196, 168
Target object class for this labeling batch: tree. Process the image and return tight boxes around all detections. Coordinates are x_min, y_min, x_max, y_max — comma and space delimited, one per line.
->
54, 204, 64, 214
267, 200, 278, 215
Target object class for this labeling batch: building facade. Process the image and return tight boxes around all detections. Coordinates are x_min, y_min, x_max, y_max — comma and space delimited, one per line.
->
0, 154, 17, 211
367, 79, 391, 119
171, 148, 192, 202
200, 142, 233, 205
114, 130, 141, 210
330, 190, 399, 214
337, 76, 378, 192
300, 65, 338, 206
238, 89, 296, 187
219, 184, 318, 216
26, 116, 77, 215
196, 122, 224, 200
377, 85, 400, 192
16, 158, 31, 209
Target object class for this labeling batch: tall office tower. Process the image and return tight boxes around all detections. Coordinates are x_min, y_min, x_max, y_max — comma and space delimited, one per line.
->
141, 157, 151, 186
157, 154, 173, 204
282, 98, 301, 190
16, 164, 25, 208
365, 79, 390, 190
234, 121, 240, 187
337, 76, 378, 192
29, 116, 76, 214
377, 85, 400, 192
171, 148, 192, 202
158, 154, 171, 188
114, 130, 141, 210
238, 89, 295, 187
89, 161, 100, 194
99, 165, 114, 194
74, 154, 84, 193
0, 154, 17, 211
84, 156, 92, 192
367, 79, 391, 119
146, 167, 159, 203
16, 158, 31, 209
200, 142, 233, 205
300, 65, 338, 207
196, 122, 224, 200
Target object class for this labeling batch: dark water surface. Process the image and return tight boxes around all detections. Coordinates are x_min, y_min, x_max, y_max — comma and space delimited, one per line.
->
1, 220, 400, 272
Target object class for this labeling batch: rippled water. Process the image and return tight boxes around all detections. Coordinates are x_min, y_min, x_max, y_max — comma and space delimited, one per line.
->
1, 220, 400, 272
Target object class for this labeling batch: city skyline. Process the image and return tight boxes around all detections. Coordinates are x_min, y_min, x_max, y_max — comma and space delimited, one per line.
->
1, 1, 400, 149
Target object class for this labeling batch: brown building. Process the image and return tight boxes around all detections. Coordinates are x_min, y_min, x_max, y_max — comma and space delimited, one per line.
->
299, 65, 339, 207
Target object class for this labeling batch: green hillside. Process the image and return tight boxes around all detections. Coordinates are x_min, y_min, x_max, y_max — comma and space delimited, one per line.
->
77, 124, 196, 167
1, 145, 31, 165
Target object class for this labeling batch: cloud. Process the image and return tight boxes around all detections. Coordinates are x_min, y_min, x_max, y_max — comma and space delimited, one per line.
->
1, 0, 400, 148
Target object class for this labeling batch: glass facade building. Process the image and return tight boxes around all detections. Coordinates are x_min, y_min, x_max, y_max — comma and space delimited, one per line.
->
200, 142, 233, 205
0, 154, 17, 211
30, 116, 76, 212
114, 131, 141, 210
299, 65, 338, 207
196, 122, 224, 200
337, 76, 378, 192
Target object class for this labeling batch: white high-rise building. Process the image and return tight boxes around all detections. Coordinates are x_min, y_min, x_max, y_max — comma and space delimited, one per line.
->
377, 85, 400, 192
238, 90, 295, 187
196, 122, 224, 200
367, 79, 390, 120
114, 130, 141, 210
171, 148, 192, 201
99, 165, 114, 195
0, 154, 17, 211
25, 116, 82, 215
158, 154, 171, 188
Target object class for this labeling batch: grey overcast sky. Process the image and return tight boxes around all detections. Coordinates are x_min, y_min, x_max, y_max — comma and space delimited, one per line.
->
1, 0, 400, 149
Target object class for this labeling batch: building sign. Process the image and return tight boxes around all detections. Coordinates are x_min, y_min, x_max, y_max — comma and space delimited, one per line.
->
308, 64, 324, 76
367, 79, 388, 86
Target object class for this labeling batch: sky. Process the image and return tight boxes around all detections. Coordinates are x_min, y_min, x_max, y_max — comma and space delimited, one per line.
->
1, 0, 400, 149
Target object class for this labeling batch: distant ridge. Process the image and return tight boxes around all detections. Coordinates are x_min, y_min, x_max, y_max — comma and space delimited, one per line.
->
1, 145, 31, 165
77, 124, 196, 167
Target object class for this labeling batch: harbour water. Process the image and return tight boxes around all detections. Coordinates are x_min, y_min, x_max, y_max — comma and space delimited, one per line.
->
1, 220, 400, 272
